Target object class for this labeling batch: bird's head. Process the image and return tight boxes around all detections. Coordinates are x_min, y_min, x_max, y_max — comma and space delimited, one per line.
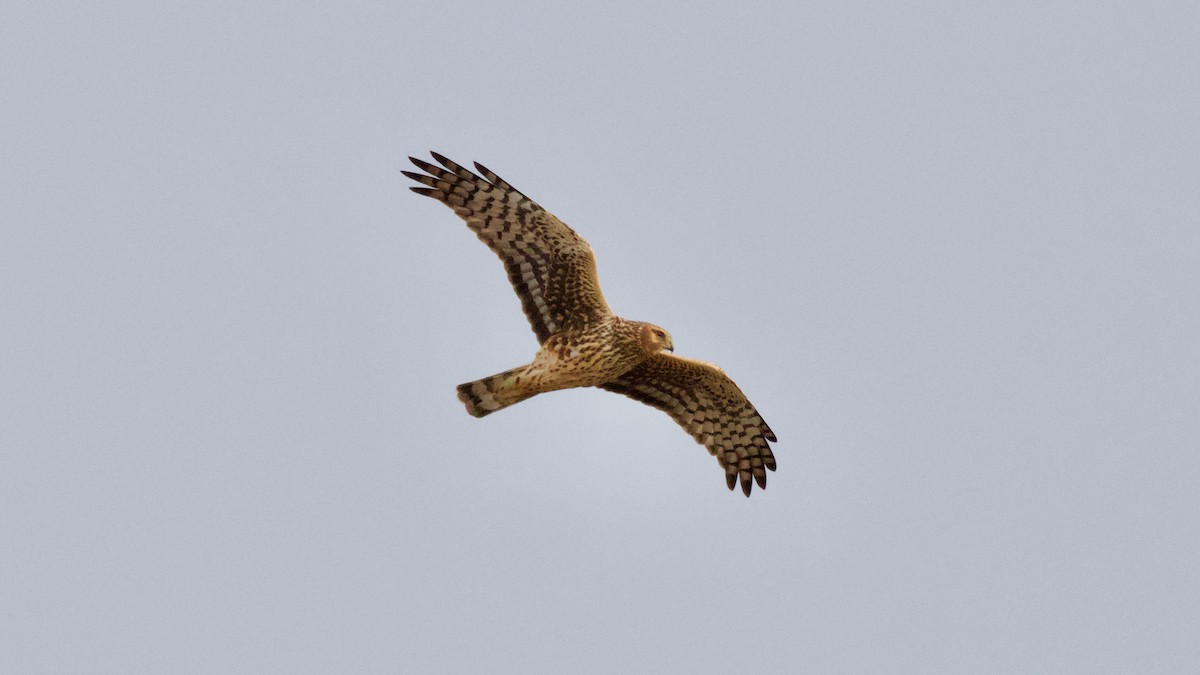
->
639, 323, 674, 354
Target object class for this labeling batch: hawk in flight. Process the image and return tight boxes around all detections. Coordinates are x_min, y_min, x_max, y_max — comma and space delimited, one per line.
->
404, 153, 777, 496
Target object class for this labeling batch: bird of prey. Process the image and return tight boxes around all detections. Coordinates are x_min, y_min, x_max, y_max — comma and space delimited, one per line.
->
404, 152, 777, 496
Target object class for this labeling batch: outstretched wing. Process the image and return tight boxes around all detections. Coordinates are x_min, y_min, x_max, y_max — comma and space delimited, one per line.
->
404, 152, 612, 344
599, 354, 777, 496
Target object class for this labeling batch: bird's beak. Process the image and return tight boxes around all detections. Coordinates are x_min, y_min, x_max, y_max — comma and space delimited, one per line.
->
665, 342, 675, 353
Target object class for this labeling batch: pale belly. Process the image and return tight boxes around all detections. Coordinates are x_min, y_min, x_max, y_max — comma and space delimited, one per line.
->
524, 333, 642, 391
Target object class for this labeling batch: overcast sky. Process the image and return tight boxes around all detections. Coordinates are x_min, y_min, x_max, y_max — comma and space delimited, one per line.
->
3, 1, 1199, 673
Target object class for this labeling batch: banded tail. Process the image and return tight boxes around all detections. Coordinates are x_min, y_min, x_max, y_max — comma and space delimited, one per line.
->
456, 366, 537, 417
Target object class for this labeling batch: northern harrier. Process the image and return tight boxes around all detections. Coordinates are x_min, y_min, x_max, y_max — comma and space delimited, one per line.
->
404, 153, 777, 495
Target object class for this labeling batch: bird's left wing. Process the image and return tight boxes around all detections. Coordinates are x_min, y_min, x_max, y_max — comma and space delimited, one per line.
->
599, 353, 777, 496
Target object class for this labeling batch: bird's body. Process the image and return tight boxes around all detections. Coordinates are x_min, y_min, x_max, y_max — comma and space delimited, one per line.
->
404, 152, 777, 496
458, 317, 668, 417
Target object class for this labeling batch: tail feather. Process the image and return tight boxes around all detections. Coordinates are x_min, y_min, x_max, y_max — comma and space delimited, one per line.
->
456, 366, 536, 417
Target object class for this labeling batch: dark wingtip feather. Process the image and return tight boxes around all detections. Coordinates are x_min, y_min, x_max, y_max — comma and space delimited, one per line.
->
754, 471, 767, 489
725, 472, 737, 491
410, 187, 436, 197
474, 161, 501, 184
741, 477, 753, 497
410, 156, 440, 174
474, 160, 524, 196
762, 422, 777, 442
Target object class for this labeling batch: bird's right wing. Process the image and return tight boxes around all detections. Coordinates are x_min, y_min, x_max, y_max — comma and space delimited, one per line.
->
404, 152, 612, 344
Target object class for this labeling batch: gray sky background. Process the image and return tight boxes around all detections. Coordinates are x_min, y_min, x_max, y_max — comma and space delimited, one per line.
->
3, 1, 1199, 672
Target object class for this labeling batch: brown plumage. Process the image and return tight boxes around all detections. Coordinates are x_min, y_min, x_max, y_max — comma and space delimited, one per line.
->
404, 152, 777, 496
